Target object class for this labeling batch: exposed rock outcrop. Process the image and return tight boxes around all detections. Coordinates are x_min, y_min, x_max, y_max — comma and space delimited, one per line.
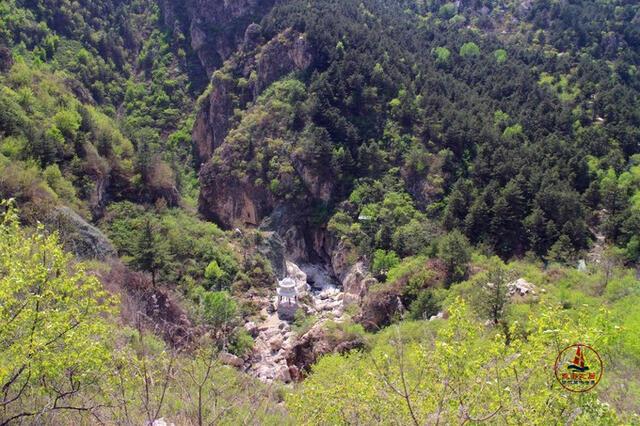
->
159, 0, 277, 77
358, 288, 405, 332
257, 231, 287, 279
46, 206, 116, 260
253, 29, 313, 95
342, 262, 377, 306
286, 321, 365, 379
508, 278, 537, 297
286, 261, 311, 295
198, 171, 274, 227
193, 28, 313, 164
247, 261, 346, 382
196, 29, 318, 237
357, 258, 446, 331
219, 351, 245, 368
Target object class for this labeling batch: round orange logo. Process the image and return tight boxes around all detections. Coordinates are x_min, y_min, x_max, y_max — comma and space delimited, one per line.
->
554, 343, 603, 392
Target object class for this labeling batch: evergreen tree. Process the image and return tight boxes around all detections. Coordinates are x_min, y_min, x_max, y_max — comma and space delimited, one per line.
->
442, 178, 473, 230
133, 216, 169, 286
439, 230, 471, 286
490, 180, 527, 257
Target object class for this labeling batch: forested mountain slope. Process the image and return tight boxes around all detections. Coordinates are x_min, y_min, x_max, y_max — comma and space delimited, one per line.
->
1, 0, 640, 424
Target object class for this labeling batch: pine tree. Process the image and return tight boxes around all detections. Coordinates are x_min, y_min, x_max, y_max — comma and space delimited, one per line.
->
439, 230, 471, 286
133, 216, 168, 286
490, 180, 527, 257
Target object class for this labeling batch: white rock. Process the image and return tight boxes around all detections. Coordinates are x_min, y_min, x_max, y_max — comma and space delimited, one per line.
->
274, 365, 291, 382
508, 278, 537, 297
269, 335, 284, 351
219, 351, 244, 368
429, 311, 444, 321
147, 418, 175, 426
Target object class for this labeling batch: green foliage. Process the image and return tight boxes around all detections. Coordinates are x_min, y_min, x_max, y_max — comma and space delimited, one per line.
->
471, 257, 514, 326
103, 202, 238, 290
0, 200, 117, 422
204, 259, 226, 291
228, 329, 254, 357
494, 48, 507, 63
372, 249, 400, 278
329, 174, 436, 259
199, 290, 238, 330
459, 41, 480, 58
132, 216, 170, 285
439, 230, 471, 285
408, 289, 440, 320
438, 3, 457, 19
287, 298, 621, 424
434, 46, 451, 65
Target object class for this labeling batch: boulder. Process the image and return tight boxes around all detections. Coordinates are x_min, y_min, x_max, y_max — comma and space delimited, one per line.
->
269, 335, 284, 351
286, 321, 365, 378
46, 206, 116, 260
342, 262, 377, 305
277, 302, 298, 321
146, 418, 175, 426
429, 312, 445, 321
358, 289, 405, 332
274, 364, 292, 383
219, 351, 244, 368
508, 278, 537, 297
330, 239, 358, 280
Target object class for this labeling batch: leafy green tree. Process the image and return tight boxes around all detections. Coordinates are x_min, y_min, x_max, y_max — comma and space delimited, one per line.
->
491, 180, 527, 257
434, 47, 451, 65
459, 42, 480, 58
438, 3, 457, 19
0, 200, 117, 423
472, 258, 515, 341
547, 234, 576, 264
464, 190, 491, 243
408, 289, 440, 320
372, 249, 400, 279
443, 178, 472, 230
494, 49, 507, 63
287, 299, 619, 424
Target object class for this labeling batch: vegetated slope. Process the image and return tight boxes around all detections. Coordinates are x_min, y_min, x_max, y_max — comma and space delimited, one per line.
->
1, 0, 202, 221
1, 0, 640, 424
195, 0, 640, 265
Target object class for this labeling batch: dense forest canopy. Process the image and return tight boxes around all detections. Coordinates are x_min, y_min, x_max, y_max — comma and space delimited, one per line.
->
1, 0, 640, 424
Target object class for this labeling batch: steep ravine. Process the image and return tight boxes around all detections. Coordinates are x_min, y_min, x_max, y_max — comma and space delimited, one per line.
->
245, 261, 346, 383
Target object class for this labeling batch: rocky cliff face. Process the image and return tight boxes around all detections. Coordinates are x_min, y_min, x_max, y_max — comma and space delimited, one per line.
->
159, 0, 277, 77
195, 27, 327, 262
193, 28, 313, 164
46, 206, 117, 260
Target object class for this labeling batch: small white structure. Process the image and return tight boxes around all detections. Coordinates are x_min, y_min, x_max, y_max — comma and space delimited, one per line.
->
277, 277, 298, 320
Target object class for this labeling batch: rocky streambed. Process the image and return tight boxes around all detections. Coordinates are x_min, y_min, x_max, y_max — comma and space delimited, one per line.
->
245, 261, 346, 383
